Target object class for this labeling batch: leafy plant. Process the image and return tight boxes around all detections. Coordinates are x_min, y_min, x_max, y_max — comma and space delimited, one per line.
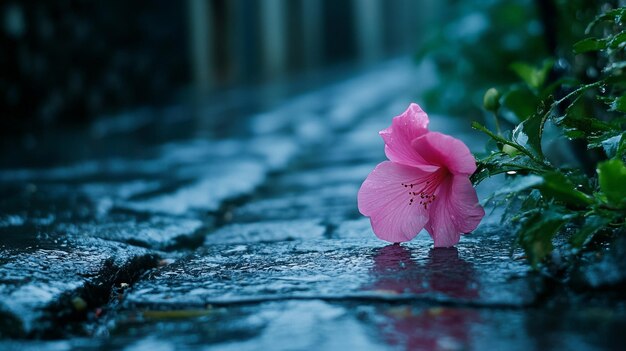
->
416, 0, 548, 118
471, 6, 626, 268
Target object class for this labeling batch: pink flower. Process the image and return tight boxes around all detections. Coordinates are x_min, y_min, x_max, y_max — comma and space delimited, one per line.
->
357, 103, 485, 247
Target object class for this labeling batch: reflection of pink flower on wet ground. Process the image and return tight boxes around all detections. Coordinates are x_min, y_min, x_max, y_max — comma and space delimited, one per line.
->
381, 306, 477, 351
358, 104, 485, 247
366, 244, 480, 350
369, 244, 479, 299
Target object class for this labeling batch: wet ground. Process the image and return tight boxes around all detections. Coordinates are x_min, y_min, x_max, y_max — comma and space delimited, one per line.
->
1, 59, 625, 350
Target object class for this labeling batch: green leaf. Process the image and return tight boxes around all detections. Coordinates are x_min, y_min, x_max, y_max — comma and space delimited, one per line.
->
570, 215, 613, 248
510, 60, 554, 90
541, 77, 579, 98
512, 112, 545, 157
539, 171, 594, 207
573, 38, 607, 54
609, 31, 626, 48
617, 132, 626, 159
586, 8, 626, 33
486, 172, 593, 208
597, 159, 626, 208
519, 189, 543, 212
610, 95, 626, 112
471, 152, 544, 185
471, 122, 536, 160
588, 131, 623, 152
492, 174, 543, 198
599, 133, 624, 158
556, 97, 614, 140
518, 209, 570, 268
500, 86, 539, 122
603, 61, 626, 73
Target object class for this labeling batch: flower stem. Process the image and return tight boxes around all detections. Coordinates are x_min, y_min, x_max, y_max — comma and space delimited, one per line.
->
472, 122, 546, 167
553, 80, 604, 107
492, 111, 502, 136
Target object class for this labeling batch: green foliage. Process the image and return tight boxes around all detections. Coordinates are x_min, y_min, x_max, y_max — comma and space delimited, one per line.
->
539, 171, 594, 207
570, 215, 613, 248
597, 159, 626, 208
512, 109, 548, 157
462, 3, 626, 268
573, 38, 607, 54
510, 60, 554, 91
501, 86, 538, 123
416, 0, 548, 116
517, 208, 571, 268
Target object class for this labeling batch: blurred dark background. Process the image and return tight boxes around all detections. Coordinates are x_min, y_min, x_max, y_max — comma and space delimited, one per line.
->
0, 0, 436, 137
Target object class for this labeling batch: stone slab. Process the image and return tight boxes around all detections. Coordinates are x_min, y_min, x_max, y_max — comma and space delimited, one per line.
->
204, 219, 327, 245
125, 227, 538, 309
0, 231, 158, 338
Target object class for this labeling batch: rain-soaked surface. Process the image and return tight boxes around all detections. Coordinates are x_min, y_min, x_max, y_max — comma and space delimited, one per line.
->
1, 59, 625, 350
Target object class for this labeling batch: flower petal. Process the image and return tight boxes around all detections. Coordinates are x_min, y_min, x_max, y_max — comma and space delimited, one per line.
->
425, 175, 485, 247
411, 132, 476, 176
358, 161, 432, 242
380, 103, 431, 168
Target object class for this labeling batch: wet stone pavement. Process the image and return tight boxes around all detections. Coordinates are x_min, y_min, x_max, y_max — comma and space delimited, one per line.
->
1, 60, 625, 350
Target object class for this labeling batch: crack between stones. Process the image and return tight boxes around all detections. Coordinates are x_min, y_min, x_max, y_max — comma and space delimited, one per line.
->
23, 253, 161, 339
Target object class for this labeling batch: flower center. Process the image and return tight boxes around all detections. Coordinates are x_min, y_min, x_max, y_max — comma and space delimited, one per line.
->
401, 169, 448, 209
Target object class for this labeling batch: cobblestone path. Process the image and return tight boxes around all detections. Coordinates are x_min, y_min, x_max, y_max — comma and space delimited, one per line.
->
1, 60, 624, 350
